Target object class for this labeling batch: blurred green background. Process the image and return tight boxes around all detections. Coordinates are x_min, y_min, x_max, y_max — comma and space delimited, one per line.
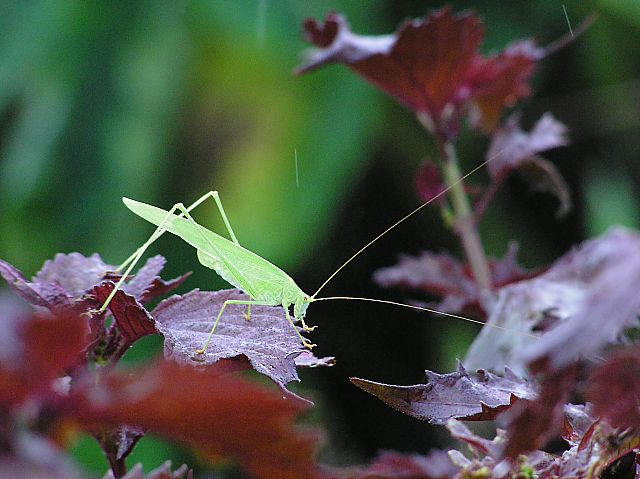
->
1, 0, 639, 476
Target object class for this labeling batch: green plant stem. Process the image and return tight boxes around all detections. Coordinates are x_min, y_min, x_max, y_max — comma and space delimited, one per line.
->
440, 141, 493, 291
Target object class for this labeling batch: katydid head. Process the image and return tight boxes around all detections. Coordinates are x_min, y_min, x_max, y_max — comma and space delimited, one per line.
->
294, 293, 313, 321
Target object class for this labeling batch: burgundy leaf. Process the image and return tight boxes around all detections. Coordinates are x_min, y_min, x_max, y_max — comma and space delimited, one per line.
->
374, 242, 532, 316
91, 282, 158, 346
465, 41, 540, 131
23, 312, 90, 380
341, 450, 458, 479
297, 8, 543, 133
102, 461, 191, 479
486, 113, 571, 217
122, 255, 190, 304
71, 360, 323, 479
587, 346, 640, 430
503, 364, 578, 458
351, 362, 535, 424
465, 228, 640, 373
0, 307, 89, 409
152, 289, 327, 386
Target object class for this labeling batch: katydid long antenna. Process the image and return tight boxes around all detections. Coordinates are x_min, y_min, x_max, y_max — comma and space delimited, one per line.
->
311, 148, 506, 299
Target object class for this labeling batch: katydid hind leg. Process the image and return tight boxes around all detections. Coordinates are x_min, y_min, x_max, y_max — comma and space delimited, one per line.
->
244, 303, 251, 321
106, 190, 234, 312
211, 191, 240, 244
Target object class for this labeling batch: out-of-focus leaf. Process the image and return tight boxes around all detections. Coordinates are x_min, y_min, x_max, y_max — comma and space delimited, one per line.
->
374, 242, 532, 316
503, 364, 577, 458
102, 461, 191, 479
152, 289, 329, 386
71, 360, 324, 479
0, 431, 88, 479
0, 306, 88, 409
297, 8, 542, 132
95, 426, 145, 477
447, 419, 505, 458
486, 113, 571, 217
587, 345, 640, 430
447, 412, 639, 479
465, 227, 640, 374
536, 420, 640, 479
562, 404, 598, 445
445, 420, 554, 477
351, 362, 535, 424
340, 450, 458, 479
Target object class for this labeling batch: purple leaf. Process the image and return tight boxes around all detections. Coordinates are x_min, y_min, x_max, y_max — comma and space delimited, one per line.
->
122, 255, 190, 304
465, 227, 640, 374
294, 351, 336, 368
351, 362, 535, 424
374, 242, 532, 316
1, 253, 188, 328
34, 253, 115, 298
0, 259, 71, 311
152, 289, 326, 386
447, 419, 505, 458
486, 113, 571, 217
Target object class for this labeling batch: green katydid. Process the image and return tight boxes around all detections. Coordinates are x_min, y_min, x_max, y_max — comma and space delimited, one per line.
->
100, 152, 510, 354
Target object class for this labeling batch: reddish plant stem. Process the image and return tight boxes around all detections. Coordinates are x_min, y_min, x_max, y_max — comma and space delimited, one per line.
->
437, 139, 493, 291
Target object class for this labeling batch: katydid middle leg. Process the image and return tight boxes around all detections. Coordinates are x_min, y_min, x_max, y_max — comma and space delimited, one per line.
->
116, 191, 238, 275
209, 192, 253, 320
